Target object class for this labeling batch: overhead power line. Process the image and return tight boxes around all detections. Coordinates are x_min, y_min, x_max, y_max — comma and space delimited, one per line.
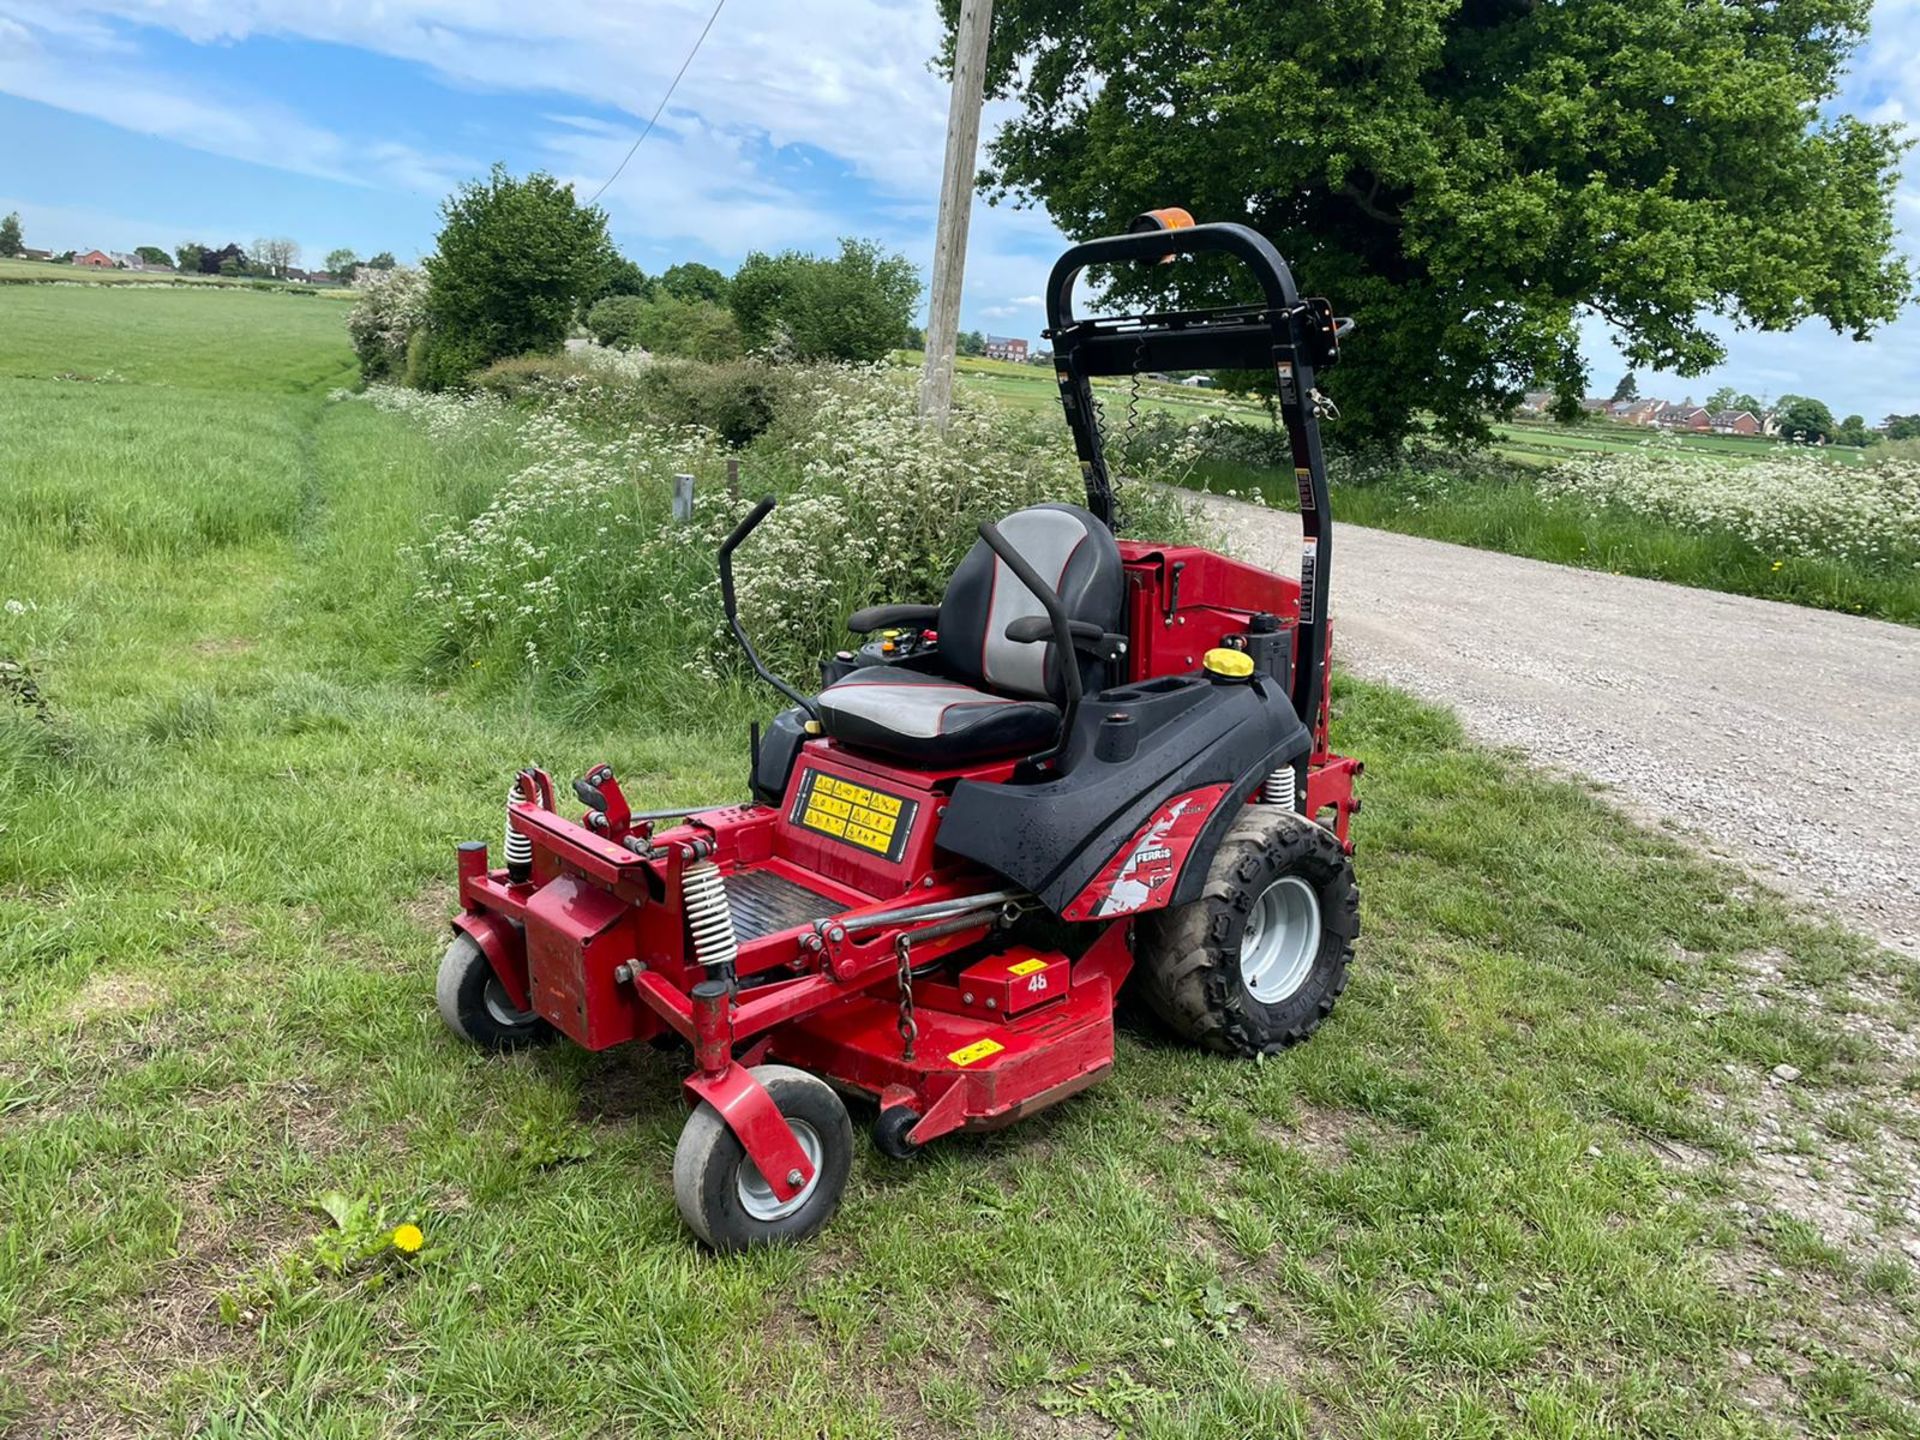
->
584, 0, 729, 208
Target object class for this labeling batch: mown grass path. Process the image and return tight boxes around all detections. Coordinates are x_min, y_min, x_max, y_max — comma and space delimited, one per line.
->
2, 288, 1918, 1437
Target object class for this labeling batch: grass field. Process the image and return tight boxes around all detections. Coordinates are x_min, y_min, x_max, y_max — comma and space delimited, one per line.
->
0, 255, 358, 298
3, 287, 1919, 1436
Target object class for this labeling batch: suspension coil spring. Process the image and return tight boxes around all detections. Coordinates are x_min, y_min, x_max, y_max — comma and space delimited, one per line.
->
682, 858, 738, 976
1261, 767, 1298, 809
504, 781, 534, 881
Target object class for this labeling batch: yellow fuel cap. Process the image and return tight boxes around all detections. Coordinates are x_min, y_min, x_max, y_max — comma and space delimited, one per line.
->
1202, 647, 1254, 679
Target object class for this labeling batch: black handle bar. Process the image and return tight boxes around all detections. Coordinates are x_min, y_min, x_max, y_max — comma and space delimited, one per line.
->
1046, 222, 1303, 333
977, 520, 1081, 767
718, 495, 819, 720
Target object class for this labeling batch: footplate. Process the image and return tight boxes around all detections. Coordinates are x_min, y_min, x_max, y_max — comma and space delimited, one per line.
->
727, 868, 847, 942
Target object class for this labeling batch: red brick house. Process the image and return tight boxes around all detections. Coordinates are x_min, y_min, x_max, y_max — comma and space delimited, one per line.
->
1654, 403, 1711, 431
72, 250, 115, 268
1708, 409, 1760, 435
984, 335, 1029, 362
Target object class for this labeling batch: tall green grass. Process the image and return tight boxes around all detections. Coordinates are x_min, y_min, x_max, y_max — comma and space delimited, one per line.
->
1, 285, 1916, 1436
1181, 454, 1920, 625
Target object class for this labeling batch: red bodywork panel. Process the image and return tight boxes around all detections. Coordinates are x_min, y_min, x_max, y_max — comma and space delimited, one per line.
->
1061, 783, 1232, 921
450, 534, 1360, 1201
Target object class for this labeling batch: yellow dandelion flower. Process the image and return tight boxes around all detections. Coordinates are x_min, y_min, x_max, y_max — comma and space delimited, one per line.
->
392, 1224, 425, 1254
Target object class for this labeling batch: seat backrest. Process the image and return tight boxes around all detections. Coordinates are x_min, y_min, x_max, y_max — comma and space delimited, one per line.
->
938, 503, 1124, 701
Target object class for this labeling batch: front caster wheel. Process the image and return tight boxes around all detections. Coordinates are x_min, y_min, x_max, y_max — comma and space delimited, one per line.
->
673, 1065, 852, 1252
435, 932, 555, 1053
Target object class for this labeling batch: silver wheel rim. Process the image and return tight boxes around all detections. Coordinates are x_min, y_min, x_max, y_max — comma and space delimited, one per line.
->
1240, 875, 1322, 1004
736, 1119, 823, 1222
482, 977, 539, 1029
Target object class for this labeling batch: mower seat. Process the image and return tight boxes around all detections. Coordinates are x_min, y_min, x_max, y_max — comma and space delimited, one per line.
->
814, 503, 1124, 765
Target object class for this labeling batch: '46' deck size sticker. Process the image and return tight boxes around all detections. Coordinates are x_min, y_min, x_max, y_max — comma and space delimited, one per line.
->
789, 768, 919, 864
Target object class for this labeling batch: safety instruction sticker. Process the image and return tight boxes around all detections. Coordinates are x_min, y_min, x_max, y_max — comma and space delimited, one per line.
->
790, 769, 918, 864
1006, 958, 1049, 977
948, 1039, 1005, 1067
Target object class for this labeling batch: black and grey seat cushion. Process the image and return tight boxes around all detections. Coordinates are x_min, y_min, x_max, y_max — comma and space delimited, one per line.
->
815, 503, 1124, 764
813, 669, 1060, 765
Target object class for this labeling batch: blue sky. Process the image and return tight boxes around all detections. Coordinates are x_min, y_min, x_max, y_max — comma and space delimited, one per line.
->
1, 0, 1915, 419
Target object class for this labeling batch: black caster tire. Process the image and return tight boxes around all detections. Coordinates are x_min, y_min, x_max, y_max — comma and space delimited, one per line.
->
1135, 807, 1359, 1057
872, 1105, 921, 1160
672, 1065, 853, 1252
435, 932, 555, 1053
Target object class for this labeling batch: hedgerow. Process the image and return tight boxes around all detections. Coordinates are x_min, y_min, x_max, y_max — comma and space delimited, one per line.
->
378, 361, 1188, 719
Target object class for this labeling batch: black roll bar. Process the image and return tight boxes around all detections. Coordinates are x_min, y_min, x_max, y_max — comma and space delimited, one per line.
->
1042, 219, 1343, 750
976, 519, 1081, 768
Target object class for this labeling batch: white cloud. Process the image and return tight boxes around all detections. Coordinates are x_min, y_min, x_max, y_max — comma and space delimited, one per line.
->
2, 0, 1911, 391
0, 9, 471, 195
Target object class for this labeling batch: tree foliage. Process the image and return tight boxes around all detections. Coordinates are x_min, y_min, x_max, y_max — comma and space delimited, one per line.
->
586, 294, 743, 361
347, 265, 431, 381
588, 255, 650, 306
365, 252, 397, 270
254, 237, 299, 276
325, 247, 360, 275
418, 165, 614, 388
658, 261, 730, 305
0, 213, 24, 258
134, 245, 171, 267
1835, 413, 1872, 446
1610, 373, 1638, 404
958, 0, 1914, 446
1774, 394, 1836, 443
730, 239, 920, 361
175, 243, 205, 272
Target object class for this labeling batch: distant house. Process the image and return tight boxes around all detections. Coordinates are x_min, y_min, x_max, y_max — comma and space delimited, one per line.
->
18, 248, 52, 262
1654, 404, 1710, 431
111, 252, 173, 273
983, 335, 1029, 362
73, 250, 115, 269
1708, 409, 1760, 436
1180, 375, 1215, 388
1618, 399, 1664, 426
1517, 390, 1555, 416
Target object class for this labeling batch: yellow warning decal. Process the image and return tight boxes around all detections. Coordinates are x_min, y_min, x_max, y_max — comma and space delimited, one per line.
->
948, 1039, 1005, 1067
793, 769, 918, 861
1006, 958, 1049, 977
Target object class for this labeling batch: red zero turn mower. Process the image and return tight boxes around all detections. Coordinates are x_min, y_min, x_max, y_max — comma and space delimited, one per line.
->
438, 215, 1363, 1250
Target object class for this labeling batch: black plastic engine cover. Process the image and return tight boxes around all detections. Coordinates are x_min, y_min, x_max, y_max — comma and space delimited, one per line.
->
752, 706, 810, 806
935, 673, 1310, 916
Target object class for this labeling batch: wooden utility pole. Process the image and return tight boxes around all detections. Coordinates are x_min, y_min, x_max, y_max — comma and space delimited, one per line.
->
918, 0, 994, 431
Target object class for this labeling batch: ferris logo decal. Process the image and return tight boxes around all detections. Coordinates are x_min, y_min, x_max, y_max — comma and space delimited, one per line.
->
1063, 784, 1231, 921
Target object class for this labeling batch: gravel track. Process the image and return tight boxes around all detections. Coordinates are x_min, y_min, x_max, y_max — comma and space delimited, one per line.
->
1187, 492, 1920, 953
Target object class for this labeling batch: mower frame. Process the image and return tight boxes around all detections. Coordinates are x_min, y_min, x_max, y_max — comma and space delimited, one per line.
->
443, 219, 1362, 1245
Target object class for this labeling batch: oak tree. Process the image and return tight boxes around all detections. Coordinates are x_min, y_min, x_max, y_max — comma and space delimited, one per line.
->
955, 0, 1914, 446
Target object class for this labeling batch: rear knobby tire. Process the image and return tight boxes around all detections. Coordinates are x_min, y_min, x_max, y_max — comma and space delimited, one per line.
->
673, 1065, 853, 1252
1135, 807, 1359, 1057
435, 931, 555, 1053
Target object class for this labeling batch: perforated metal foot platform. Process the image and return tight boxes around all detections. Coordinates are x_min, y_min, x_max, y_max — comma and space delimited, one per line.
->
727, 869, 847, 941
